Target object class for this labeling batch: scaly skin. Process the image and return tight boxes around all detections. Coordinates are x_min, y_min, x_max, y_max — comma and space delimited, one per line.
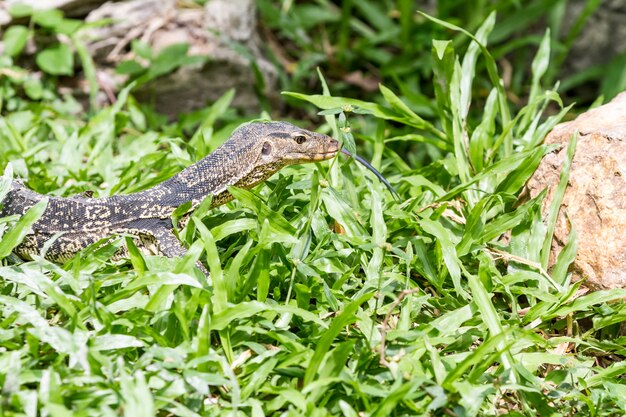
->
0, 121, 339, 263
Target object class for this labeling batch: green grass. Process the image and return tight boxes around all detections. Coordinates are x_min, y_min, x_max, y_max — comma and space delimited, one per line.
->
1, 5, 626, 417
259, 0, 622, 111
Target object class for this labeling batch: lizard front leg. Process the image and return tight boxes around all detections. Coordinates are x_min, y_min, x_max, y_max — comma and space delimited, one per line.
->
147, 228, 208, 275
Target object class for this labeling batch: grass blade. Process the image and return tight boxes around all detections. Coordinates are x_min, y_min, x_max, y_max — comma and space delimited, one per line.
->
541, 132, 577, 269
0, 198, 48, 258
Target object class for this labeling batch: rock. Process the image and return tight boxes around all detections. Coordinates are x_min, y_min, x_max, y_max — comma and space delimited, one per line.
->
525, 92, 626, 289
84, 0, 276, 116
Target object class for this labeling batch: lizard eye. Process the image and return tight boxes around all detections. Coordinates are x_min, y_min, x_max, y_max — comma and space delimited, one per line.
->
293, 135, 307, 144
262, 142, 272, 155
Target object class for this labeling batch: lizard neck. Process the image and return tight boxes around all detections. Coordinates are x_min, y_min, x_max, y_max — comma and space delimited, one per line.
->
151, 139, 262, 209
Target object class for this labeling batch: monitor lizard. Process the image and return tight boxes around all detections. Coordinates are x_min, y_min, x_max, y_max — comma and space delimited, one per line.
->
0, 121, 397, 269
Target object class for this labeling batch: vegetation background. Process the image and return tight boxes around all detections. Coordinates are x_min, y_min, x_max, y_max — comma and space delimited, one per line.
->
1, 0, 625, 416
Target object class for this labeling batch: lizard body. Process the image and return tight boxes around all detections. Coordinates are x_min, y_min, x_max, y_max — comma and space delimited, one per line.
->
0, 121, 338, 264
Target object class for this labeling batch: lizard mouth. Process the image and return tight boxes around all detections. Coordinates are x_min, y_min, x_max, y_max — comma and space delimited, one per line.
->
310, 150, 340, 161
286, 150, 339, 162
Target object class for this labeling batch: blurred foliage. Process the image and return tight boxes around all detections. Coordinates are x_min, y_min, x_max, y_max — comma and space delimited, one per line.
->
258, 0, 619, 112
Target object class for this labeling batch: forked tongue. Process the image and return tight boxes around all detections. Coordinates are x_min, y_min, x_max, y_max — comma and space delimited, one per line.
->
341, 148, 401, 202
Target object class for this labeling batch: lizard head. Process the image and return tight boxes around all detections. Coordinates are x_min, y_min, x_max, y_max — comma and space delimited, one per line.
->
215, 121, 339, 194
248, 121, 339, 166
158, 121, 339, 210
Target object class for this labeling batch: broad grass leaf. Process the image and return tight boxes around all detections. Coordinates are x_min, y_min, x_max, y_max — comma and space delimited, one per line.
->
399, 174, 446, 197
600, 53, 626, 100
528, 29, 552, 106
495, 142, 547, 194
353, 1, 393, 31
450, 58, 473, 197
338, 400, 359, 417
321, 187, 367, 239
119, 370, 154, 417
250, 246, 270, 302
421, 11, 512, 155
544, 289, 626, 321
0, 296, 79, 357
0, 198, 47, 259
586, 362, 626, 388
460, 12, 495, 121
195, 305, 210, 363
480, 197, 541, 244
316, 68, 340, 145
125, 236, 146, 275
593, 307, 626, 330
456, 197, 490, 256
466, 271, 517, 380
526, 101, 573, 150
91, 334, 144, 351
522, 282, 582, 325
0, 266, 78, 319
225, 238, 253, 301
240, 357, 279, 400
443, 330, 511, 389
72, 34, 98, 111
210, 301, 326, 330
550, 216, 577, 286
174, 239, 204, 273
466, 272, 499, 329
541, 132, 577, 269
428, 304, 473, 336
283, 92, 399, 120
112, 271, 204, 309
506, 192, 546, 276
3, 25, 29, 57
411, 238, 440, 290
211, 218, 257, 241
370, 381, 417, 417
469, 88, 498, 171
379, 84, 429, 130
228, 186, 297, 243
420, 218, 466, 298
303, 292, 373, 386
193, 220, 226, 311
284, 91, 444, 137
385, 133, 450, 151
455, 381, 493, 417
36, 43, 74, 76
440, 145, 554, 201
0, 164, 13, 203
183, 194, 213, 241
431, 39, 455, 138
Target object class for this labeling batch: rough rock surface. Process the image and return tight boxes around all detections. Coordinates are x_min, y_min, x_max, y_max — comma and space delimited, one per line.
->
525, 92, 626, 289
